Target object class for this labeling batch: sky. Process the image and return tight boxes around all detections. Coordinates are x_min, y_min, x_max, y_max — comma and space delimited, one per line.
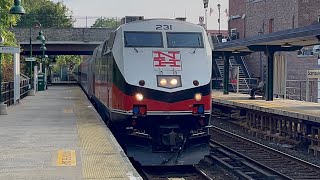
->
52, 0, 229, 30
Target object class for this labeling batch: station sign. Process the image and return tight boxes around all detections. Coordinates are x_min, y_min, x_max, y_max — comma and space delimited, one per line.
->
0, 46, 20, 54
307, 69, 320, 78
25, 57, 36, 62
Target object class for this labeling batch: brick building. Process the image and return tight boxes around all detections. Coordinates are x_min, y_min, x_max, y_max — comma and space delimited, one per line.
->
228, 0, 320, 101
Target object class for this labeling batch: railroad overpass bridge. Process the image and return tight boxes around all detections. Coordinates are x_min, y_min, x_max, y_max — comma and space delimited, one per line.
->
11, 27, 115, 55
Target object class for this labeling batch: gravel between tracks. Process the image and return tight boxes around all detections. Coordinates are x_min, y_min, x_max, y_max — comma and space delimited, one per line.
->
211, 114, 320, 167
195, 158, 237, 180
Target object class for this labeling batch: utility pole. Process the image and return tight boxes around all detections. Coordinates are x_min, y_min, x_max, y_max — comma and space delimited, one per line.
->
217, 3, 221, 34
203, 0, 209, 31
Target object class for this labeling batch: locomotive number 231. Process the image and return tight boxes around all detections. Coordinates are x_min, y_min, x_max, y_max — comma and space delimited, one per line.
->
156, 25, 173, 30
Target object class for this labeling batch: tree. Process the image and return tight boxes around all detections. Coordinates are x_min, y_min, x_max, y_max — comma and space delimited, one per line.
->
17, 0, 74, 28
92, 17, 120, 28
1, 0, 22, 81
51, 55, 84, 74
0, 0, 20, 46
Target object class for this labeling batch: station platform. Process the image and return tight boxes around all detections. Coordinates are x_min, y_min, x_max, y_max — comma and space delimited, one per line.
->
212, 91, 320, 123
212, 91, 320, 153
50, 80, 78, 85
0, 86, 142, 179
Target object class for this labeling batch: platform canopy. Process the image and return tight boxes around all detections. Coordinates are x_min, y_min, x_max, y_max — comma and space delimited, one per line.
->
212, 23, 320, 101
213, 23, 320, 53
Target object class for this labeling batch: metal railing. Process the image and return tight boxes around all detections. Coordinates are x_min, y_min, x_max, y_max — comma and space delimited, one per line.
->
73, 16, 121, 28
240, 56, 251, 79
2, 82, 14, 105
223, 79, 319, 102
18, 16, 122, 28
20, 79, 30, 100
230, 77, 259, 93
285, 80, 318, 102
1, 79, 30, 106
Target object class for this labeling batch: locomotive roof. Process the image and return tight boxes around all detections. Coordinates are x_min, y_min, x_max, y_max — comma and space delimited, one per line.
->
119, 18, 202, 28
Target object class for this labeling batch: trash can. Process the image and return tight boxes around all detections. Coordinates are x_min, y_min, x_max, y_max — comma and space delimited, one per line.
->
38, 73, 45, 91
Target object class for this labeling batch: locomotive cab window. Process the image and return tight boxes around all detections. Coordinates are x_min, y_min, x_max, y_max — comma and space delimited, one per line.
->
124, 31, 163, 47
167, 32, 204, 48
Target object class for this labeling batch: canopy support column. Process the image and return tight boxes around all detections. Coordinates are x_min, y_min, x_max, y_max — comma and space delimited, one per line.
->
223, 54, 230, 94
265, 48, 276, 101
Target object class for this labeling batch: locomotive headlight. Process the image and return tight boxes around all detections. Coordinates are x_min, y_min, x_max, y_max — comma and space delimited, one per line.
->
170, 78, 178, 86
159, 79, 167, 86
157, 75, 182, 89
135, 93, 144, 101
194, 93, 202, 101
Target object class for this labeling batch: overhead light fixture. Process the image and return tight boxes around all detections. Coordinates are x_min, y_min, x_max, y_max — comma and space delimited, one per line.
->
9, 0, 25, 15
232, 50, 240, 54
281, 43, 292, 48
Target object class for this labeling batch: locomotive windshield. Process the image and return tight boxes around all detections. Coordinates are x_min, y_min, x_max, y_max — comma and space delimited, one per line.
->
167, 32, 204, 48
124, 31, 163, 47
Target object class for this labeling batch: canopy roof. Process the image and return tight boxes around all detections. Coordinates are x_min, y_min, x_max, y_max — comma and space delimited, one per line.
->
213, 23, 320, 53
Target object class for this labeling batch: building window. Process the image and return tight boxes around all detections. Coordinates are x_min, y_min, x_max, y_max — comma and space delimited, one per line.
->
297, 47, 314, 57
269, 19, 274, 33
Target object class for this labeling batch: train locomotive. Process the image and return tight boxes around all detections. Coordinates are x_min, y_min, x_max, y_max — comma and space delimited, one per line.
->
75, 19, 212, 165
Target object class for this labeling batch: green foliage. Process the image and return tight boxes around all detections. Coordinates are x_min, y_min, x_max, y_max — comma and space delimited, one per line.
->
0, 0, 20, 46
92, 17, 120, 28
17, 0, 74, 28
51, 55, 84, 73
1, 0, 24, 82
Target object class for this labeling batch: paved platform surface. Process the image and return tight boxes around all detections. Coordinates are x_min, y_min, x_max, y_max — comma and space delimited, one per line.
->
212, 91, 320, 123
0, 86, 142, 180
51, 80, 78, 85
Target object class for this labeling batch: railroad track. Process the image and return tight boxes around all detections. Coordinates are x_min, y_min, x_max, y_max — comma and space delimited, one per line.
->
211, 126, 320, 180
140, 165, 212, 180
209, 143, 280, 179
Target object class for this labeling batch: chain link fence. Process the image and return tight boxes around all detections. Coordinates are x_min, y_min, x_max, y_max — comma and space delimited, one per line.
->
17, 16, 123, 28
73, 16, 122, 28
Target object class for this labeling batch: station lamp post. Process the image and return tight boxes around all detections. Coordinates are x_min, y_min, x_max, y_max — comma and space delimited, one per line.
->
217, 3, 221, 35
37, 31, 46, 73
29, 22, 41, 92
0, 0, 25, 115
40, 41, 47, 73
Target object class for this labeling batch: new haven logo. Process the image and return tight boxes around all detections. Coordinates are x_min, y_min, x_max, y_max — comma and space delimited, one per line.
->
153, 51, 182, 71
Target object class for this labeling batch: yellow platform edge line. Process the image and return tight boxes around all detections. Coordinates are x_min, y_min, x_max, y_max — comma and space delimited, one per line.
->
57, 150, 76, 166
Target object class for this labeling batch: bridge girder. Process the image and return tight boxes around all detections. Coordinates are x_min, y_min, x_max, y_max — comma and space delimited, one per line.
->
19, 42, 101, 55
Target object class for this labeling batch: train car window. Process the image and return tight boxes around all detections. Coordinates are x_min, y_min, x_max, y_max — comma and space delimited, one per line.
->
167, 32, 204, 48
124, 31, 163, 47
